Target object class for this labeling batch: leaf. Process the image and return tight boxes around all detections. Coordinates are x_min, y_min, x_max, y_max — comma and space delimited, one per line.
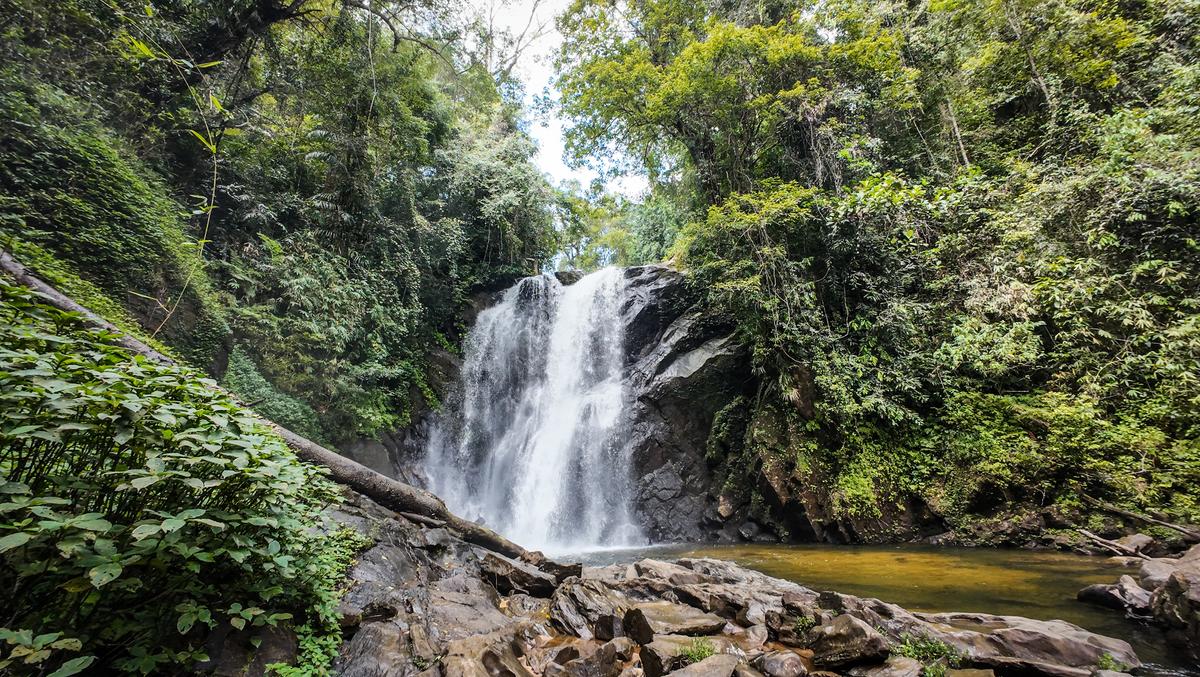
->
131, 524, 161, 540
88, 563, 122, 588
187, 129, 217, 154
48, 656, 95, 677
72, 518, 111, 532
129, 38, 156, 59
196, 61, 222, 69
161, 518, 186, 533
0, 532, 32, 553
130, 476, 160, 490
209, 94, 226, 113
229, 617, 246, 631
177, 613, 196, 635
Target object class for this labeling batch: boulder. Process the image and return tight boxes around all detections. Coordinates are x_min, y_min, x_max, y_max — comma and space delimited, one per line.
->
480, 551, 558, 597
624, 601, 728, 645
1139, 559, 1176, 590
912, 612, 1141, 675
754, 650, 809, 677
639, 635, 739, 677
552, 579, 636, 639
1150, 570, 1200, 660
670, 654, 741, 677
552, 637, 637, 677
944, 671, 995, 677
807, 616, 888, 668
1076, 576, 1151, 615
1114, 534, 1154, 555
846, 656, 923, 677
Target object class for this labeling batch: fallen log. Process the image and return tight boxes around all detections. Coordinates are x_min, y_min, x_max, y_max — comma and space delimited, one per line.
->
0, 249, 528, 560
1083, 495, 1200, 543
1077, 528, 1152, 560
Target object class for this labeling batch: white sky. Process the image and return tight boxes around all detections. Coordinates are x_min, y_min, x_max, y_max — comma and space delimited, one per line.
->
482, 0, 649, 197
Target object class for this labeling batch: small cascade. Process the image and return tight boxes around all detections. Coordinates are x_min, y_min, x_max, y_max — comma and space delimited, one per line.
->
423, 267, 644, 552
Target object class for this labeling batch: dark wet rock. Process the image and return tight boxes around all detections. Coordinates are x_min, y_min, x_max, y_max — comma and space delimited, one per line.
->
1151, 570, 1200, 660
671, 654, 742, 677
550, 637, 637, 677
481, 551, 559, 597
808, 615, 887, 668
1077, 575, 1151, 615
551, 579, 637, 639
755, 650, 809, 677
640, 635, 740, 677
441, 622, 540, 677
556, 270, 585, 286
623, 601, 727, 644
847, 656, 923, 677
621, 267, 750, 543
944, 670, 995, 677
1091, 672, 1132, 677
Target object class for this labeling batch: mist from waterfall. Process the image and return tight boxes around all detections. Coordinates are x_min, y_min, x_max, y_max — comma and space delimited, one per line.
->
423, 267, 644, 553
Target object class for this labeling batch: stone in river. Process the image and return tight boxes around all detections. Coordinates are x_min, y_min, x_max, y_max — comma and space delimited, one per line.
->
623, 601, 727, 645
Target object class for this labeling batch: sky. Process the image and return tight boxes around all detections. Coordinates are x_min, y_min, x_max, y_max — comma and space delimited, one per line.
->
481, 0, 649, 197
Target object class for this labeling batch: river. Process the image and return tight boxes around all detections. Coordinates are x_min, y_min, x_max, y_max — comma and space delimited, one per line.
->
573, 542, 1198, 675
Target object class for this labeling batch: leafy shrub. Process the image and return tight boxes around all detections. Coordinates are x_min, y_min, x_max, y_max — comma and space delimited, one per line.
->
893, 633, 963, 677
0, 282, 347, 674
679, 637, 716, 665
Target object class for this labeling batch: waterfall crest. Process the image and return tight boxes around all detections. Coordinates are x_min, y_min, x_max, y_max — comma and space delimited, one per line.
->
424, 267, 643, 552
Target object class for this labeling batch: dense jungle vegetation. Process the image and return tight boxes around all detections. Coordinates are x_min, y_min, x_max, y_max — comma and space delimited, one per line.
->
1, 0, 561, 444
553, 0, 1200, 535
3, 0, 1200, 670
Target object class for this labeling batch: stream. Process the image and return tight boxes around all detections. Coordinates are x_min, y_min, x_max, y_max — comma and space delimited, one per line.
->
574, 543, 1198, 675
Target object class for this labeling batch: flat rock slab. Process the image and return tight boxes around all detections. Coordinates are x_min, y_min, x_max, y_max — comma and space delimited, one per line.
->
625, 601, 728, 644
481, 551, 558, 598
670, 654, 741, 677
847, 655, 923, 677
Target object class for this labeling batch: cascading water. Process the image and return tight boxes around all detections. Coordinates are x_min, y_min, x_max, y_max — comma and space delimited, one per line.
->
423, 267, 644, 552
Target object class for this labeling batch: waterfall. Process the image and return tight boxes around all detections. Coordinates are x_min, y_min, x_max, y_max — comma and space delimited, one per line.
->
423, 267, 644, 552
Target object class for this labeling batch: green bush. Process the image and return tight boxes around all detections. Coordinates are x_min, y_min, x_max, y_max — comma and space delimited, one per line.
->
0, 72, 229, 370
0, 282, 348, 674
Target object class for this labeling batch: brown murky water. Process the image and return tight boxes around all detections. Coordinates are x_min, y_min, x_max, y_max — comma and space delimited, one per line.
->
573, 543, 1197, 675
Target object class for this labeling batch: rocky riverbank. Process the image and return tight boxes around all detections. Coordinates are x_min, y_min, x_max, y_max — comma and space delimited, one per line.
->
1078, 537, 1200, 662
206, 489, 1146, 676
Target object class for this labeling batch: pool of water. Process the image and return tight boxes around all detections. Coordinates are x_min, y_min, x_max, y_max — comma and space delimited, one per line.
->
570, 543, 1197, 675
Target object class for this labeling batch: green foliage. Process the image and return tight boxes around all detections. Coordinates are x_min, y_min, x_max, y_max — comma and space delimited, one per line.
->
0, 72, 229, 369
679, 637, 716, 665
893, 633, 963, 677
221, 346, 328, 445
558, 0, 1200, 531
1096, 652, 1130, 672
1, 0, 559, 441
0, 282, 349, 674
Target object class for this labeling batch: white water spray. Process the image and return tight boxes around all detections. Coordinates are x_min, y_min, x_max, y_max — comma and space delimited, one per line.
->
424, 268, 643, 552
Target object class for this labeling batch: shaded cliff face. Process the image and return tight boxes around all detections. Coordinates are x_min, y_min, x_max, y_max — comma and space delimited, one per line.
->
618, 266, 752, 541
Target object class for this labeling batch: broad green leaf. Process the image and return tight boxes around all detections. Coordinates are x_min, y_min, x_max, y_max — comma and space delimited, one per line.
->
48, 656, 95, 677
88, 563, 122, 588
0, 532, 32, 553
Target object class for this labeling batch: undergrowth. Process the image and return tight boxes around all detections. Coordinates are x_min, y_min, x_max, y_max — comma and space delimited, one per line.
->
0, 281, 353, 674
